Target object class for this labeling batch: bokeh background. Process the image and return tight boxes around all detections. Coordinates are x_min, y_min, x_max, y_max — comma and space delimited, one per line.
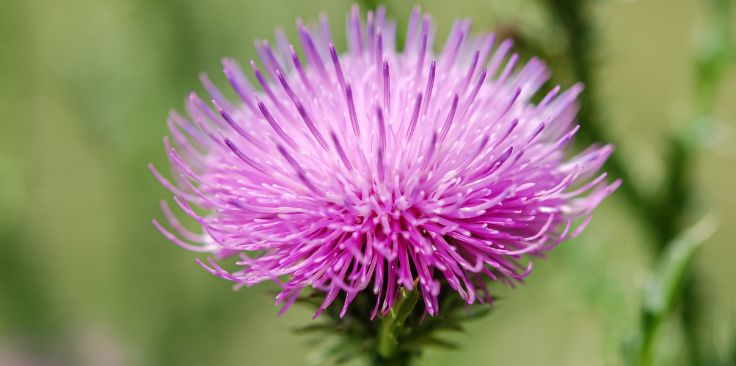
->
1, 0, 734, 365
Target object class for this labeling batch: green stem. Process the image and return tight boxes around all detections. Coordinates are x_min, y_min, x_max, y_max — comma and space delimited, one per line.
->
371, 351, 413, 366
545, 0, 734, 365
638, 314, 659, 366
542, 0, 661, 238
376, 288, 420, 365
672, 1, 734, 363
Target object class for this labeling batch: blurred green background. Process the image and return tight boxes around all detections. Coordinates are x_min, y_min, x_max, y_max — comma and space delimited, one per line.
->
0, 0, 734, 365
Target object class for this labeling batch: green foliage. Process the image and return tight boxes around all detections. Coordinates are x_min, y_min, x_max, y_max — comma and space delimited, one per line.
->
630, 217, 717, 366
642, 217, 716, 322
544, 0, 734, 365
292, 286, 493, 366
377, 287, 420, 358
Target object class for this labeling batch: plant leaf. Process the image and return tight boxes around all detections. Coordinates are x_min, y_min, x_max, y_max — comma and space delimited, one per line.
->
632, 215, 717, 366
643, 215, 716, 317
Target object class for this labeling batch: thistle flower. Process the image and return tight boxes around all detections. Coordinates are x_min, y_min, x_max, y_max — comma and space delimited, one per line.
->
151, 5, 620, 318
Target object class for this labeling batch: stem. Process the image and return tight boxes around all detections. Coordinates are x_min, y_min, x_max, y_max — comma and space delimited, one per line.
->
673, 0, 734, 362
638, 312, 659, 366
371, 351, 413, 366
542, 0, 661, 238
545, 0, 734, 364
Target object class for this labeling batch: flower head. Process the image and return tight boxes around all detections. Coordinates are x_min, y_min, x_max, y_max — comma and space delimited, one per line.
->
152, 5, 620, 318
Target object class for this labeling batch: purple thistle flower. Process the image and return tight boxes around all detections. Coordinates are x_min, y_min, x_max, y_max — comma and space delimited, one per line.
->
151, 5, 620, 318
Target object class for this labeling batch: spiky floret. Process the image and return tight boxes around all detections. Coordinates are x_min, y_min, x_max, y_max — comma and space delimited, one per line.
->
151, 5, 620, 318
